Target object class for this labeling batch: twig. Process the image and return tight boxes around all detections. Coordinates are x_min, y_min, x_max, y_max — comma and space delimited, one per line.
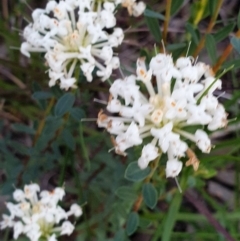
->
163, 0, 172, 44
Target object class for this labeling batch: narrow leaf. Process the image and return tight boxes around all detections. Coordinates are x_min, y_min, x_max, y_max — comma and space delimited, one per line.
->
144, 9, 165, 20
125, 162, 151, 182
54, 93, 75, 117
185, 23, 199, 45
115, 186, 138, 201
213, 23, 235, 43
231, 36, 240, 54
238, 10, 240, 29
32, 91, 53, 100
209, 0, 218, 15
114, 229, 125, 241
152, 193, 182, 241
126, 212, 139, 236
12, 123, 35, 135
205, 34, 217, 64
62, 129, 76, 151
144, 15, 161, 43
70, 107, 85, 121
142, 183, 158, 209
222, 59, 240, 70
166, 43, 187, 51
171, 0, 185, 15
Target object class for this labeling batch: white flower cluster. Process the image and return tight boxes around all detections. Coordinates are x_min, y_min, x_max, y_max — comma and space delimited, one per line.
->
120, 0, 146, 17
98, 54, 228, 178
0, 184, 82, 241
21, 0, 125, 90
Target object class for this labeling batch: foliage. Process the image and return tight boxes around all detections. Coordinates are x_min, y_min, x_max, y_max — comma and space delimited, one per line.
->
1, 0, 240, 241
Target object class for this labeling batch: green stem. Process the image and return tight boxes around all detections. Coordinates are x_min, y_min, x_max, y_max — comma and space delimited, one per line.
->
33, 97, 55, 146
3, 229, 9, 241
79, 122, 91, 170
58, 148, 71, 186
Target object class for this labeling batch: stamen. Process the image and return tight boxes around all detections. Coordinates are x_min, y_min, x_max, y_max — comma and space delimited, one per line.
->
194, 56, 199, 65
154, 44, 158, 55
81, 118, 97, 122
216, 91, 226, 99
93, 98, 108, 105
119, 66, 125, 79
186, 41, 191, 57
21, 0, 33, 11
108, 147, 115, 153
174, 177, 182, 193
161, 39, 166, 54
24, 17, 31, 24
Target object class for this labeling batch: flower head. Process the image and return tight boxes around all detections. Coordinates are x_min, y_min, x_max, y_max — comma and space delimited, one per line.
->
98, 54, 228, 177
21, 0, 124, 90
0, 183, 82, 241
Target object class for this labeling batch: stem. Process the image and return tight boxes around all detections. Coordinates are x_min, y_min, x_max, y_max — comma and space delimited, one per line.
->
193, 0, 223, 58
79, 122, 91, 170
58, 148, 71, 186
213, 29, 240, 73
132, 154, 162, 212
163, 0, 172, 45
3, 229, 9, 241
33, 97, 55, 145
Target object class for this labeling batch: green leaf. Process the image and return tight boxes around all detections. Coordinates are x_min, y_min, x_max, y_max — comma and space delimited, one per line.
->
213, 23, 235, 43
238, 10, 240, 29
139, 218, 152, 228
62, 129, 76, 151
185, 23, 199, 45
205, 34, 217, 64
166, 43, 187, 52
144, 9, 165, 20
32, 91, 53, 100
209, 0, 218, 15
125, 162, 151, 182
126, 212, 139, 236
115, 186, 138, 201
152, 193, 182, 241
142, 183, 158, 209
144, 15, 161, 43
70, 107, 85, 121
54, 93, 75, 117
171, 0, 185, 15
231, 36, 240, 54
12, 123, 35, 135
223, 59, 240, 70
114, 229, 125, 241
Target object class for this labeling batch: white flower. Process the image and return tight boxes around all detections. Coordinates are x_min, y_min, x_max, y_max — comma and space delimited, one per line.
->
195, 130, 211, 153
121, 0, 146, 16
68, 204, 83, 217
0, 184, 82, 240
60, 221, 74, 235
138, 144, 159, 169
0, 215, 14, 229
14, 221, 24, 239
165, 159, 183, 178
21, 0, 123, 89
48, 234, 57, 241
98, 54, 228, 176
151, 122, 180, 153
